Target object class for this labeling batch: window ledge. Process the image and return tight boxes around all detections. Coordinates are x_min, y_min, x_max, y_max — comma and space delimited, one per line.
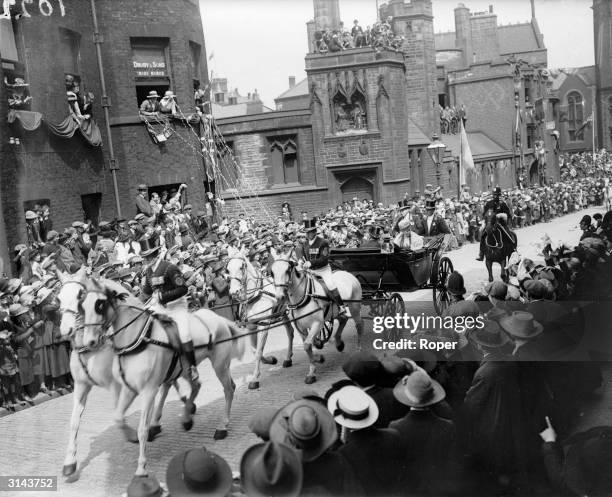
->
323, 130, 380, 142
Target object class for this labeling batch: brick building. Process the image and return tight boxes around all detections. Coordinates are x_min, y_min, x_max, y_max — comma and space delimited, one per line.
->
435, 1, 559, 190
216, 0, 450, 220
0, 0, 208, 271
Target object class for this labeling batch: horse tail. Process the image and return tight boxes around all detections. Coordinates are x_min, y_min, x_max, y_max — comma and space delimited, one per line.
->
226, 321, 249, 361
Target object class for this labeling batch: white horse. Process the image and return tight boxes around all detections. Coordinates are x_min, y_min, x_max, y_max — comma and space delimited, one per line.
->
270, 254, 363, 384
67, 277, 247, 476
226, 255, 297, 389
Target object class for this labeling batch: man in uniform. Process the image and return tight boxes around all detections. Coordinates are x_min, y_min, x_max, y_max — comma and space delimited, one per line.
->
476, 186, 513, 261
139, 233, 200, 385
296, 219, 349, 316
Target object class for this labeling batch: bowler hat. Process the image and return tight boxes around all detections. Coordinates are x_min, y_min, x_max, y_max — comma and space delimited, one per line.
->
166, 447, 232, 497
269, 399, 337, 462
484, 280, 508, 303
342, 351, 382, 387
240, 442, 303, 497
446, 271, 466, 296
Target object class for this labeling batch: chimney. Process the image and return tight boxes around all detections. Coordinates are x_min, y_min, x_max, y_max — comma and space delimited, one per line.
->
289, 76, 296, 88
248, 92, 251, 99
489, 5, 493, 13
530, 0, 536, 19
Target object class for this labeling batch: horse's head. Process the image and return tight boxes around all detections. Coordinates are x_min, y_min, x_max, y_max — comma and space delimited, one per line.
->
81, 278, 128, 349
58, 267, 87, 337
227, 256, 246, 298
270, 252, 297, 302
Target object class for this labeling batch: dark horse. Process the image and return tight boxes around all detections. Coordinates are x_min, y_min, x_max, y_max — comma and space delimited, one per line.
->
483, 209, 517, 282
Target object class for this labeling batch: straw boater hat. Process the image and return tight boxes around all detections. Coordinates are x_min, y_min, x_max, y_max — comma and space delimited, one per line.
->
269, 399, 337, 462
393, 369, 445, 408
327, 385, 379, 429
166, 447, 232, 497
240, 442, 303, 497
499, 311, 543, 339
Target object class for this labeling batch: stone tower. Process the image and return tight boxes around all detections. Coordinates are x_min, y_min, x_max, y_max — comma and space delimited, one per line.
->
594, 0, 612, 149
380, 0, 439, 137
313, 0, 341, 32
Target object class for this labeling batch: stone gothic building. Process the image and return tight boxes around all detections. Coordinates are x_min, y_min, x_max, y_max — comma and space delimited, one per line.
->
216, 0, 446, 219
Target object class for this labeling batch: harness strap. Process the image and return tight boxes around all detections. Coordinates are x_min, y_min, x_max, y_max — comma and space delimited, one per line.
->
77, 350, 100, 387
117, 355, 138, 395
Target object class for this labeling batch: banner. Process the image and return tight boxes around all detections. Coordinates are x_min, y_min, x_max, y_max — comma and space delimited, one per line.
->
459, 120, 475, 186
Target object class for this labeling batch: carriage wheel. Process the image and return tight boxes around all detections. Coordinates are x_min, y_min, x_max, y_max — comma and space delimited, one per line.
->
383, 293, 405, 342
433, 257, 453, 316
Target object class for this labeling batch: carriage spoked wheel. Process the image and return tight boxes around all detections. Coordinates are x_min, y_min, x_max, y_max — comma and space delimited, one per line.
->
432, 256, 453, 316
383, 293, 405, 342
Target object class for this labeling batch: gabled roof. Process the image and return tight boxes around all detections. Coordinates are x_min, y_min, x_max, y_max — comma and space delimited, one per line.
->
275, 78, 309, 101
408, 119, 431, 146
498, 22, 541, 54
548, 66, 596, 89
441, 131, 508, 159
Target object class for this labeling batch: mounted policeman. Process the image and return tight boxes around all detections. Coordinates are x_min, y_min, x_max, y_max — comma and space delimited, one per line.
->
476, 186, 513, 261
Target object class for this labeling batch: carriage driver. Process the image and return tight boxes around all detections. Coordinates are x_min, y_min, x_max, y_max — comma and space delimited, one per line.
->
476, 185, 513, 261
138, 233, 200, 386
296, 219, 349, 317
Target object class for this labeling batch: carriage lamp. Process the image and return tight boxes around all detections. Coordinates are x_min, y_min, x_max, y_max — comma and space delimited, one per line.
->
427, 133, 446, 186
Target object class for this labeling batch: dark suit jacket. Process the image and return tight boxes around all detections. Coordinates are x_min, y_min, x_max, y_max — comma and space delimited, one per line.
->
460, 353, 529, 478
301, 451, 364, 497
390, 409, 457, 495
338, 427, 403, 496
414, 214, 450, 237
365, 385, 410, 428
135, 194, 153, 217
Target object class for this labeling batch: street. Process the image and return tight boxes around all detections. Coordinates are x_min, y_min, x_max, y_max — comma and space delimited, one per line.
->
0, 208, 608, 497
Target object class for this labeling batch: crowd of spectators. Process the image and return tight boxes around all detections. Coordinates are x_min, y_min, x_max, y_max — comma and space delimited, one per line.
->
439, 104, 467, 134
313, 17, 405, 54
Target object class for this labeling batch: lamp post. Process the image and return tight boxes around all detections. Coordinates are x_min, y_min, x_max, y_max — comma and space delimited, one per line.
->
427, 133, 446, 188
513, 76, 525, 189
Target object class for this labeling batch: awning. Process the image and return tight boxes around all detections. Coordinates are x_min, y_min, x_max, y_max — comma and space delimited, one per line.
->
0, 18, 18, 63
8, 109, 102, 147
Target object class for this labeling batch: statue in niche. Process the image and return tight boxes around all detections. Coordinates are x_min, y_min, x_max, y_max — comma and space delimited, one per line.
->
333, 89, 367, 133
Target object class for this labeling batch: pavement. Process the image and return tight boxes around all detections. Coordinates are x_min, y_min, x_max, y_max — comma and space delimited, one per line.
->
0, 208, 608, 497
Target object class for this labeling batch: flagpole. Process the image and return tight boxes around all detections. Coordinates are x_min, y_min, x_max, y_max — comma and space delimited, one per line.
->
459, 122, 463, 198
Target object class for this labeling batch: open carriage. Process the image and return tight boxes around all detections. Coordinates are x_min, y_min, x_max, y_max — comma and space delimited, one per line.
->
327, 234, 454, 340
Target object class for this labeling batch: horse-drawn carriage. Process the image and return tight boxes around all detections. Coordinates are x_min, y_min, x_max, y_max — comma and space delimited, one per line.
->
327, 234, 454, 340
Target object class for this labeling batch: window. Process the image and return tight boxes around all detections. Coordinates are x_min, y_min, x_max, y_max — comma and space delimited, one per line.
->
81, 193, 101, 227
131, 38, 170, 106
59, 28, 80, 78
228, 96, 237, 105
189, 41, 202, 88
524, 77, 531, 104
214, 92, 225, 103
269, 137, 300, 185
567, 91, 584, 141
527, 127, 536, 150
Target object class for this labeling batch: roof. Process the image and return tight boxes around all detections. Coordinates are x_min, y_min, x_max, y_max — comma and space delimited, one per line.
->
435, 32, 456, 51
212, 102, 273, 119
408, 119, 431, 146
498, 23, 541, 54
441, 131, 508, 159
548, 66, 596, 90
275, 78, 309, 101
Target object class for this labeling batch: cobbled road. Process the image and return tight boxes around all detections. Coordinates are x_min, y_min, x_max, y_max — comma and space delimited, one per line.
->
0, 208, 609, 497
